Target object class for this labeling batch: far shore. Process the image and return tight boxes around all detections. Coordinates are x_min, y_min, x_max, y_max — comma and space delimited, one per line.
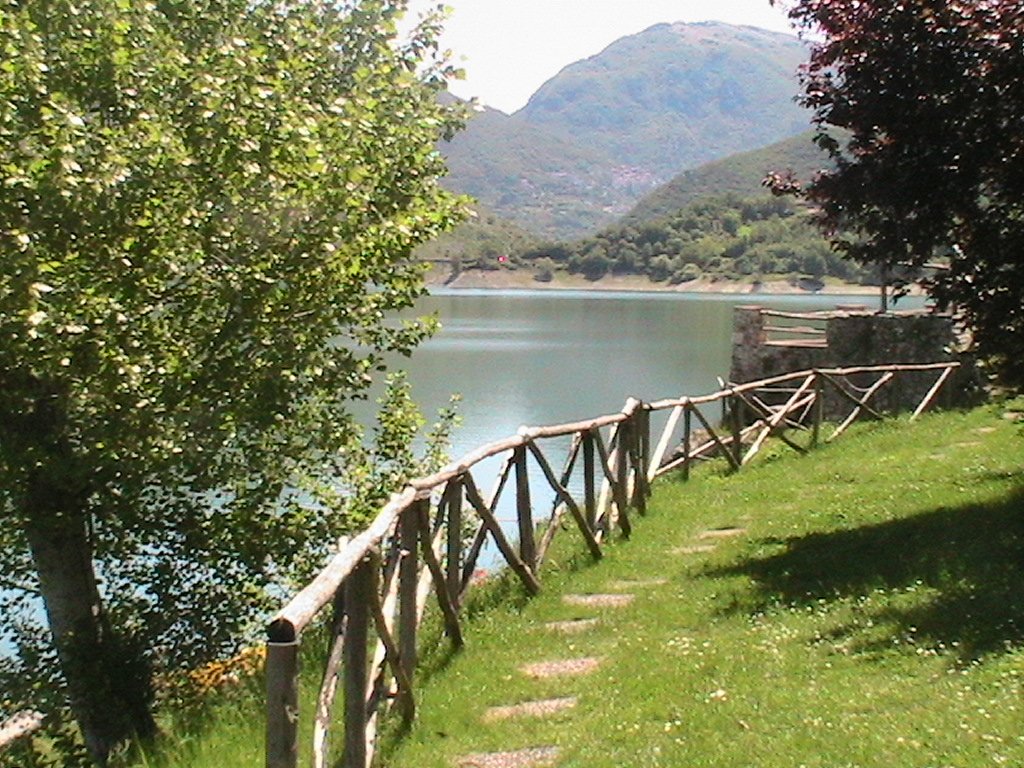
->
426, 267, 920, 298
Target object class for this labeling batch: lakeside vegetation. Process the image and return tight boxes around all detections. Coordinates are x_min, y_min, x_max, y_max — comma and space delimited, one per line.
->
86, 401, 1024, 768
520, 194, 875, 285
427, 132, 868, 289
431, 193, 877, 289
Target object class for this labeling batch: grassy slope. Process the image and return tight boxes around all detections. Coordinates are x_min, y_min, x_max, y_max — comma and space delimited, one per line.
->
124, 403, 1024, 767
386, 404, 1024, 767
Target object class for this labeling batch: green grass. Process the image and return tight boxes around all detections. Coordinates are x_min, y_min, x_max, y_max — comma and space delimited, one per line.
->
384, 404, 1024, 767
124, 402, 1024, 768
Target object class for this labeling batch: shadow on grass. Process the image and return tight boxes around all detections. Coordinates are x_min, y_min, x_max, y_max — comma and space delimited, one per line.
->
708, 480, 1024, 663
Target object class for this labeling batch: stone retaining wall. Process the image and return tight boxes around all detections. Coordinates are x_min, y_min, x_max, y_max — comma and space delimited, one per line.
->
729, 305, 976, 414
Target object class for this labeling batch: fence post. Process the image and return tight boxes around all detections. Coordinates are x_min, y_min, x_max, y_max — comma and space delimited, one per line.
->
615, 421, 631, 536
398, 504, 419, 686
583, 432, 596, 531
266, 637, 300, 768
630, 412, 648, 516
638, 407, 652, 499
682, 405, 692, 481
446, 479, 464, 608
514, 445, 536, 568
342, 558, 372, 768
812, 371, 824, 448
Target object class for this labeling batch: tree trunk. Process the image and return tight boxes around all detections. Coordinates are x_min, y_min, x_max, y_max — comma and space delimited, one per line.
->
22, 479, 156, 765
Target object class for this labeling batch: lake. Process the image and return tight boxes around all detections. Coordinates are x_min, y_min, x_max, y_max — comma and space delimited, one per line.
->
397, 288, 910, 461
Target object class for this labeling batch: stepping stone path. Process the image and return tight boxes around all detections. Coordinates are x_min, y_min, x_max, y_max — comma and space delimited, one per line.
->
562, 593, 634, 608
543, 618, 598, 634
455, 513, 760, 764
520, 657, 602, 679
674, 544, 717, 555
455, 584, 638, 766
457, 747, 560, 768
484, 697, 578, 722
699, 526, 747, 540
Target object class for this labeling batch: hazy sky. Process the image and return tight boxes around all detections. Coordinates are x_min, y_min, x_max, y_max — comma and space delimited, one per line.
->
403, 0, 798, 113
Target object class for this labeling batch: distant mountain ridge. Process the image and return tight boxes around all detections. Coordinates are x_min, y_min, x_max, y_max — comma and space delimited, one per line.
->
622, 130, 832, 225
440, 21, 811, 240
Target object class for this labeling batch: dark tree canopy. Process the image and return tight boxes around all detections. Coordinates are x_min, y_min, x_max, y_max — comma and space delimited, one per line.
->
773, 0, 1024, 385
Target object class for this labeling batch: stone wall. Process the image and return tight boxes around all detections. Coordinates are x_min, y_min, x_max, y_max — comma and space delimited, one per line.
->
729, 305, 974, 415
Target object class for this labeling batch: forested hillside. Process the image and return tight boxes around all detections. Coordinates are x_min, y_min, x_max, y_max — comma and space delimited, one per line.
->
440, 22, 811, 240
517, 195, 876, 286
622, 131, 832, 225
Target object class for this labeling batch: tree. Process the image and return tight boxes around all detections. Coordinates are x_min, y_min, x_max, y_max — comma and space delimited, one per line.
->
0, 0, 465, 762
770, 0, 1024, 384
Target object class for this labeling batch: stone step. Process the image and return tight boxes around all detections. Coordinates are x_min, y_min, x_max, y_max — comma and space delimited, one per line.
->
699, 527, 747, 539
484, 697, 578, 722
673, 544, 717, 555
542, 618, 599, 634
562, 593, 634, 608
520, 657, 601, 679
457, 746, 560, 767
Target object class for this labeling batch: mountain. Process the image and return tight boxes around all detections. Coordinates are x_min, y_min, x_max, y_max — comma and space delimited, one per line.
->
440, 105, 627, 239
439, 22, 811, 240
517, 22, 810, 180
621, 130, 831, 225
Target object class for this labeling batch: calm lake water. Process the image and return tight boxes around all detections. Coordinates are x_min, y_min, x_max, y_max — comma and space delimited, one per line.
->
399, 288, 914, 460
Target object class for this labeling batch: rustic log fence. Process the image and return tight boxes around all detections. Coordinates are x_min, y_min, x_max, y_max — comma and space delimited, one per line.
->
265, 361, 960, 768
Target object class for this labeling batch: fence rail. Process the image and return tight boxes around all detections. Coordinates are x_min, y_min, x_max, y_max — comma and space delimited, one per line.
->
265, 361, 960, 768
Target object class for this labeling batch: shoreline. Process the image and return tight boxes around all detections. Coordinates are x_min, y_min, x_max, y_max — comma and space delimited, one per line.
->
426, 268, 911, 298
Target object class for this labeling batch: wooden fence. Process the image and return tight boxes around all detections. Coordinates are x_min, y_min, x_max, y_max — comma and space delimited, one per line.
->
264, 361, 960, 768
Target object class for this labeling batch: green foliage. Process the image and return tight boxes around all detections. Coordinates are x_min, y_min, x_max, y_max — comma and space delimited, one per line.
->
415, 205, 540, 272
0, 0, 465, 759
523, 194, 872, 285
531, 258, 555, 283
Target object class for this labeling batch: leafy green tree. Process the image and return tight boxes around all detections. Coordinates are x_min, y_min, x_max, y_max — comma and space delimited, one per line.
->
532, 257, 555, 283
577, 244, 610, 280
772, 0, 1024, 384
648, 254, 674, 282
0, 0, 464, 762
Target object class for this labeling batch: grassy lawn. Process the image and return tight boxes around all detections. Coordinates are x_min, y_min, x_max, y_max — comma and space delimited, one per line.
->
124, 402, 1024, 768
383, 403, 1024, 767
